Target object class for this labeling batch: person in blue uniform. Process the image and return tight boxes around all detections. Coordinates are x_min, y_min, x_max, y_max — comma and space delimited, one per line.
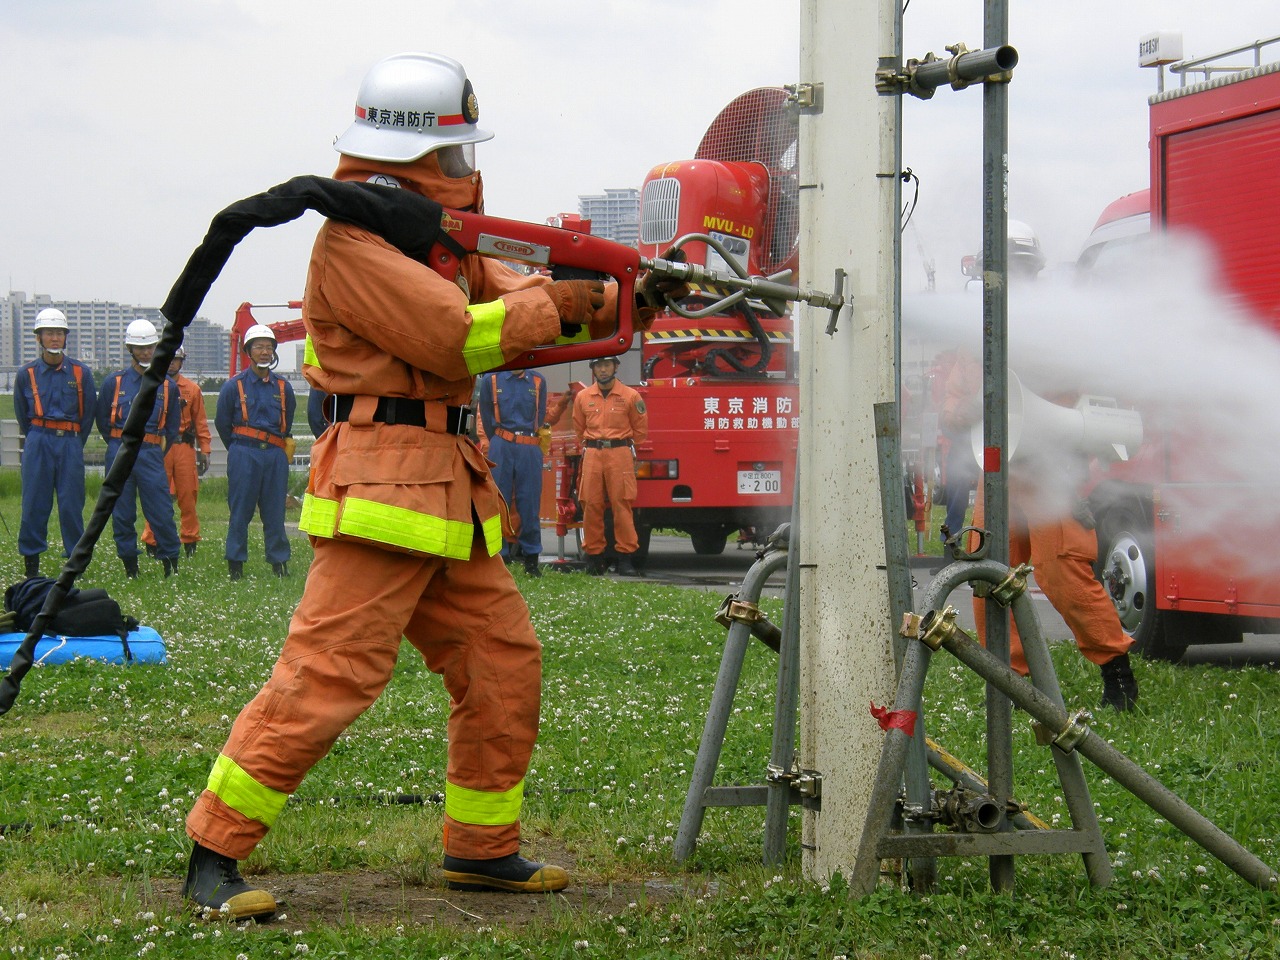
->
95, 318, 181, 578
216, 325, 296, 580
478, 369, 548, 576
14, 308, 97, 579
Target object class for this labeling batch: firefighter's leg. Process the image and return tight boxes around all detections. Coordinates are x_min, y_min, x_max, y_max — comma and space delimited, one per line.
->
604, 447, 639, 555
1027, 518, 1132, 666
54, 436, 86, 557
969, 492, 1033, 675
408, 536, 543, 861
513, 445, 544, 560
224, 445, 256, 564
18, 433, 53, 558
259, 448, 291, 566
579, 449, 607, 556
138, 448, 180, 560
490, 439, 518, 559
172, 444, 201, 544
186, 538, 434, 861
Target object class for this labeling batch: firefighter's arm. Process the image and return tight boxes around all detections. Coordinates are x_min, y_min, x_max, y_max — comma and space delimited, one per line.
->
80, 368, 98, 444
572, 390, 587, 444
283, 380, 297, 436
629, 392, 649, 448
213, 382, 235, 450
476, 374, 497, 437
192, 384, 213, 454
12, 380, 29, 435
534, 372, 548, 429
314, 224, 561, 381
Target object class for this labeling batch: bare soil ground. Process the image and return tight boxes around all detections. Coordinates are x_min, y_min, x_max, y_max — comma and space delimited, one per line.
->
152, 842, 692, 931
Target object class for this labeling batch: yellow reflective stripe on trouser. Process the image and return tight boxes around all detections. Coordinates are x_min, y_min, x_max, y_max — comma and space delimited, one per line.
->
206, 753, 288, 828
445, 779, 524, 826
302, 334, 321, 369
462, 300, 506, 374
299, 494, 504, 559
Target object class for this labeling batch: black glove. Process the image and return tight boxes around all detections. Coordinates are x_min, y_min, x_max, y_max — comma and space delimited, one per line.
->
196, 452, 209, 476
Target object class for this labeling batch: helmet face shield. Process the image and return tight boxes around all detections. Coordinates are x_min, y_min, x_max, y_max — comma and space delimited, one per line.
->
435, 142, 475, 178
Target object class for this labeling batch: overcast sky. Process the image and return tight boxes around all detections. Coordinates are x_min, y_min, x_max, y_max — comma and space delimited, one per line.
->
2, 1, 1277, 355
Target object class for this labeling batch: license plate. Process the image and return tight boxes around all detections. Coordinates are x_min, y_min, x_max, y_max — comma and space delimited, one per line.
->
737, 470, 782, 495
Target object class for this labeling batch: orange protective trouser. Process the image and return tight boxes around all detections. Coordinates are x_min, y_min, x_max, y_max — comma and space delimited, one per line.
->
141, 442, 200, 545
579, 445, 638, 555
971, 492, 1132, 675
185, 533, 542, 862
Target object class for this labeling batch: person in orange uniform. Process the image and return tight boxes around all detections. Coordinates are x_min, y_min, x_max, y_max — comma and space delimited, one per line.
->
142, 346, 211, 558
181, 51, 664, 920
961, 221, 1138, 711
573, 356, 648, 576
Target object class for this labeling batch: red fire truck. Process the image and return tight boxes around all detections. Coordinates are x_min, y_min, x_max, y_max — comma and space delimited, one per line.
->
542, 88, 801, 561
1085, 47, 1280, 660
229, 301, 305, 377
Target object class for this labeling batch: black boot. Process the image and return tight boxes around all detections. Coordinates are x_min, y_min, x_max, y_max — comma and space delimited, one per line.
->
184, 542, 198, 558
162, 557, 179, 578
584, 554, 605, 576
522, 554, 542, 578
442, 852, 569, 893
145, 544, 159, 559
122, 556, 140, 579
182, 843, 277, 921
228, 560, 243, 581
272, 561, 288, 578
616, 553, 639, 576
23, 554, 40, 579
1100, 654, 1139, 712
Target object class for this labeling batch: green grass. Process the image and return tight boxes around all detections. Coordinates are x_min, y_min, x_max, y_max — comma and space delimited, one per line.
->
0, 470, 1276, 958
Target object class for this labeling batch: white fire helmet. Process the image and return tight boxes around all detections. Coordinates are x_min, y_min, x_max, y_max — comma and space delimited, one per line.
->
173, 345, 186, 360
333, 52, 494, 163
1007, 219, 1046, 276
34, 308, 69, 332
124, 318, 160, 348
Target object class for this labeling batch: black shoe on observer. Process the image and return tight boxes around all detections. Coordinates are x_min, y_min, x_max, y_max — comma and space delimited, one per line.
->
1100, 653, 1139, 712
228, 560, 243, 581
184, 542, 197, 558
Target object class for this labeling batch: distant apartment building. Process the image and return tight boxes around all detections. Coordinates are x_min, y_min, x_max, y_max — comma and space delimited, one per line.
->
577, 188, 640, 247
1, 292, 229, 378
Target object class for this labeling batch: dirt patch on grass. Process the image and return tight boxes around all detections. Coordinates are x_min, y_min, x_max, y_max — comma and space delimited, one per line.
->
153, 842, 696, 931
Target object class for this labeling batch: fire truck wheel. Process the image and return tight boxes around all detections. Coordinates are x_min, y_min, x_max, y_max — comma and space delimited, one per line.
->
1094, 502, 1183, 662
689, 524, 730, 556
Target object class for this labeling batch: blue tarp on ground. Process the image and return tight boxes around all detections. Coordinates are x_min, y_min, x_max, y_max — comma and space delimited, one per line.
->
0, 626, 166, 668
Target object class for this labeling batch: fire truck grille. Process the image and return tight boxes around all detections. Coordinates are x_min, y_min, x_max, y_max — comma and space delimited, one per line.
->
640, 177, 681, 246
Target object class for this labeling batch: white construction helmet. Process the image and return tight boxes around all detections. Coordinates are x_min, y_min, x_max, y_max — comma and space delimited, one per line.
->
173, 345, 186, 359
125, 318, 160, 347
333, 52, 494, 163
34, 308, 69, 332
242, 324, 277, 350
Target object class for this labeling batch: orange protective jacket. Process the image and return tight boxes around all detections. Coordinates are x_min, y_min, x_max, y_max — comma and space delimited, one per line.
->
298, 154, 617, 559
572, 381, 648, 446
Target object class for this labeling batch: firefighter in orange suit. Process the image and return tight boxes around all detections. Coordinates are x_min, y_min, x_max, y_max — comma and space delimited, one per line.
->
142, 346, 211, 558
960, 220, 1137, 712
181, 52, 674, 920
573, 356, 648, 576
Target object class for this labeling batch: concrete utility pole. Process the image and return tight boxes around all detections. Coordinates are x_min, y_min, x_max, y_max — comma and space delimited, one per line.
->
797, 0, 900, 882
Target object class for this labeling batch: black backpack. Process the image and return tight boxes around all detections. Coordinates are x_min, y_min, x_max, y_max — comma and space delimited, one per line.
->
4, 577, 139, 644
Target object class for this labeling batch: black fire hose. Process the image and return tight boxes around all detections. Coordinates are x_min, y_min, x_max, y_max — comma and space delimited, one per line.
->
0, 177, 450, 716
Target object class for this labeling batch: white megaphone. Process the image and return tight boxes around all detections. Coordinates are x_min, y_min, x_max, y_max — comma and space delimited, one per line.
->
971, 372, 1143, 465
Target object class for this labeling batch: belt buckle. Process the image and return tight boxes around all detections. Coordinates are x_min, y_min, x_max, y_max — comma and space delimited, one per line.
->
54, 429, 66, 437
455, 405, 475, 437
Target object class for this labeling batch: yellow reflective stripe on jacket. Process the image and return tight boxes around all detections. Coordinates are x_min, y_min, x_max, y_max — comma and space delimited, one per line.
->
299, 493, 504, 559
445, 779, 524, 826
206, 753, 288, 828
462, 300, 506, 374
302, 334, 321, 369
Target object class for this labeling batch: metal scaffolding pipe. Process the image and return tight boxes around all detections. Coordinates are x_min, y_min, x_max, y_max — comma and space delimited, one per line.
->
915, 609, 1279, 891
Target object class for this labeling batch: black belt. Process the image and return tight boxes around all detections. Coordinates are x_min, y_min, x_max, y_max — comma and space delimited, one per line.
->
584, 439, 631, 449
331, 395, 474, 435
